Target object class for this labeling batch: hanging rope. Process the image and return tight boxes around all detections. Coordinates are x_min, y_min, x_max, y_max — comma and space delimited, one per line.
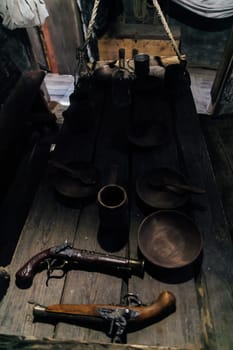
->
74, 0, 101, 86
152, 0, 186, 62
79, 0, 101, 51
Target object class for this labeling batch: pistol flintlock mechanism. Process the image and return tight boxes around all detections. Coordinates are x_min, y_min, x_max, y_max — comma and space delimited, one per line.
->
33, 291, 176, 342
15, 242, 144, 288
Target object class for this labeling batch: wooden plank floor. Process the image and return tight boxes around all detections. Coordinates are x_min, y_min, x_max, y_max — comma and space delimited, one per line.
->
200, 114, 233, 241
0, 68, 232, 350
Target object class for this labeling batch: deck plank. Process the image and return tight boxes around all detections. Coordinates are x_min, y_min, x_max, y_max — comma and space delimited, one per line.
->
0, 178, 79, 337
127, 86, 201, 347
173, 89, 233, 350
0, 69, 232, 349
200, 116, 233, 240
55, 85, 129, 342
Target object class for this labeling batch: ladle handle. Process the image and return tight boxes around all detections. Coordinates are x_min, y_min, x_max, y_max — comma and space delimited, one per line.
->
165, 183, 206, 194
49, 160, 96, 186
149, 179, 205, 195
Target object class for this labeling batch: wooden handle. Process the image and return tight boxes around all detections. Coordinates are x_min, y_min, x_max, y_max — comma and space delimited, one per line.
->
15, 248, 51, 287
166, 183, 206, 194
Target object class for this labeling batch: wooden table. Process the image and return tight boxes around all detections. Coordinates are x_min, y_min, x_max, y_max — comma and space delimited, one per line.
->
0, 65, 232, 350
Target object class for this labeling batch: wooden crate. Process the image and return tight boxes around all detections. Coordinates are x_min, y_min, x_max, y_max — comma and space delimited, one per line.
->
98, 23, 181, 60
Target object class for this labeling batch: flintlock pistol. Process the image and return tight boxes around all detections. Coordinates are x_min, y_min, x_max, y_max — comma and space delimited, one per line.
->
15, 242, 144, 288
33, 291, 176, 343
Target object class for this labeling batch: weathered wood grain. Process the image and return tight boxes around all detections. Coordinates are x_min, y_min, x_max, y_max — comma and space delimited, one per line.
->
54, 84, 128, 342
98, 38, 180, 61
0, 177, 79, 338
0, 333, 199, 350
200, 116, 233, 240
0, 64, 232, 350
173, 88, 233, 350
127, 85, 202, 347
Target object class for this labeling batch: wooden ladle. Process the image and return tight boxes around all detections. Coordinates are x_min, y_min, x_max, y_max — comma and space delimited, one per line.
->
49, 160, 97, 186
149, 178, 206, 195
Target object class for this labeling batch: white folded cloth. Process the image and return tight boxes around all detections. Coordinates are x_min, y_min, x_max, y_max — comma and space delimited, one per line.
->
0, 0, 49, 30
171, 0, 233, 19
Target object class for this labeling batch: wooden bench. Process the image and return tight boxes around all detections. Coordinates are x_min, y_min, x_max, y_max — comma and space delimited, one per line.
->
0, 62, 232, 350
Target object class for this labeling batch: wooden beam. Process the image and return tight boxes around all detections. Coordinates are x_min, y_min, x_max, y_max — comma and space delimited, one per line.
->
41, 19, 59, 73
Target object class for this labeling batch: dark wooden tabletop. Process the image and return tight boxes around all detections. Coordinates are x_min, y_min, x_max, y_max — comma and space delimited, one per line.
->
0, 65, 232, 350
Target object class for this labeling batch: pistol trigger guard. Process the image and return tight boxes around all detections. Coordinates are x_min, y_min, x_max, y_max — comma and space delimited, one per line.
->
45, 259, 68, 286
122, 293, 142, 306
51, 258, 68, 270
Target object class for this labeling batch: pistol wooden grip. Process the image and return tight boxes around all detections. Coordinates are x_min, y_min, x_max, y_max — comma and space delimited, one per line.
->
46, 290, 176, 322
15, 250, 50, 287
132, 291, 176, 322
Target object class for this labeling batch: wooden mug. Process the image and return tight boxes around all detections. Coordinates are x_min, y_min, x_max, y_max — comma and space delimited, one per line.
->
97, 184, 129, 251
